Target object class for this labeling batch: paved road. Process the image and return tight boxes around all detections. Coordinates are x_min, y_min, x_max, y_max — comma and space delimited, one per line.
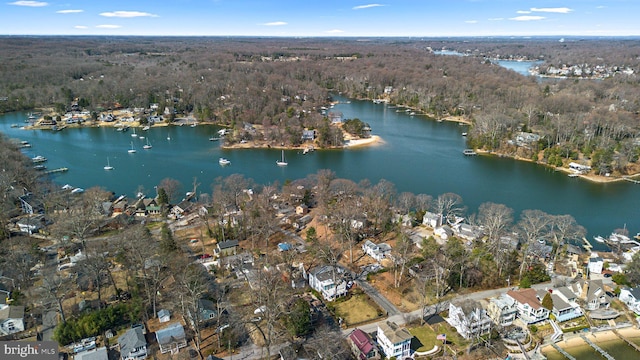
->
355, 279, 402, 316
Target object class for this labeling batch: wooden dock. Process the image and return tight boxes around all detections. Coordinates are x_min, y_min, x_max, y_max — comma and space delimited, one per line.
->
622, 177, 640, 184
551, 343, 576, 360
613, 329, 640, 353
43, 167, 68, 175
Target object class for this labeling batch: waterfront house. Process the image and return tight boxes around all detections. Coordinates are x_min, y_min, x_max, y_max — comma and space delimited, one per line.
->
348, 328, 380, 360
117, 327, 147, 360
171, 200, 194, 218
308, 265, 348, 301
453, 223, 484, 241
17, 215, 45, 234
446, 300, 492, 340
422, 211, 442, 228
215, 240, 239, 257
295, 204, 309, 215
362, 240, 392, 262
156, 322, 187, 354
588, 253, 604, 275
377, 321, 413, 359
506, 288, 550, 324
585, 280, 610, 311
487, 294, 518, 327
619, 286, 640, 315
301, 129, 316, 141
142, 198, 161, 216
434, 225, 453, 240
0, 305, 24, 335
538, 290, 582, 322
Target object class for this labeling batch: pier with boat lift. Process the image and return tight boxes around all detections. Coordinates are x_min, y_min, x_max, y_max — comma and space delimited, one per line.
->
43, 167, 69, 175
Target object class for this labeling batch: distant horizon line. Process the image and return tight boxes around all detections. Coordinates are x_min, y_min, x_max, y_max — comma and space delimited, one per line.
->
1, 34, 640, 39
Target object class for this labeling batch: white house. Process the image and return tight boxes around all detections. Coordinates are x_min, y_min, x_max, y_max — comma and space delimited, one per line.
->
506, 289, 549, 324
422, 211, 442, 228
620, 286, 640, 315
585, 279, 610, 311
588, 253, 604, 275
362, 240, 391, 262
308, 265, 348, 301
537, 290, 582, 322
74, 347, 108, 360
487, 294, 518, 327
434, 225, 453, 240
377, 321, 412, 359
445, 300, 492, 339
452, 223, 484, 241
0, 305, 24, 335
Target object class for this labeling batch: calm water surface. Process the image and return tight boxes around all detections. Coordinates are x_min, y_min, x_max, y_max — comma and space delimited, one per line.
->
1, 98, 639, 241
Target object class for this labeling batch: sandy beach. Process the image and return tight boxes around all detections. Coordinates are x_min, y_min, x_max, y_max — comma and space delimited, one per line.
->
344, 135, 384, 148
542, 328, 640, 359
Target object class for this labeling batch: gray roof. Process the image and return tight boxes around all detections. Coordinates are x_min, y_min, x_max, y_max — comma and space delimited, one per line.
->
310, 265, 342, 282
557, 287, 577, 301
155, 323, 186, 346
157, 309, 170, 318
118, 328, 146, 355
217, 240, 239, 249
74, 347, 108, 360
378, 321, 413, 345
0, 305, 24, 320
627, 285, 640, 299
551, 294, 572, 311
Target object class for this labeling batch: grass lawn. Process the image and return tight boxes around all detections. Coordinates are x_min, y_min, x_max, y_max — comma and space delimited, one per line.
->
333, 292, 382, 325
429, 322, 471, 350
409, 325, 437, 352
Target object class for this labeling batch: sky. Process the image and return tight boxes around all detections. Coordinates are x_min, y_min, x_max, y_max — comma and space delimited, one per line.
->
2, 0, 639, 37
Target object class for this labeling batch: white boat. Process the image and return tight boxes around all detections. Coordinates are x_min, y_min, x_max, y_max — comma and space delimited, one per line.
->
167, 133, 171, 140
463, 149, 477, 156
128, 141, 136, 153
131, 128, 137, 137
276, 150, 288, 166
32, 155, 47, 163
104, 157, 114, 170
219, 157, 231, 166
71, 188, 84, 194
138, 135, 145, 139
190, 122, 198, 127
209, 136, 220, 141
461, 132, 468, 136
143, 139, 152, 149
593, 236, 606, 243
142, 125, 150, 131
568, 173, 579, 178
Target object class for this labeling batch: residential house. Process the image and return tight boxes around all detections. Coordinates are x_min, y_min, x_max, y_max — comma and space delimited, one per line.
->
619, 286, 640, 315
301, 130, 316, 141
215, 240, 239, 257
537, 290, 582, 322
422, 211, 442, 228
434, 225, 453, 240
308, 265, 348, 301
487, 294, 518, 327
157, 309, 171, 323
348, 328, 380, 360
329, 111, 343, 124
0, 305, 24, 335
295, 204, 309, 215
393, 213, 413, 228
584, 280, 610, 311
506, 288, 550, 324
74, 347, 108, 360
156, 322, 187, 354
17, 215, 45, 234
118, 327, 147, 360
453, 223, 484, 242
171, 200, 193, 218
362, 240, 392, 262
197, 299, 218, 322
377, 321, 412, 359
588, 253, 604, 275
217, 252, 254, 271
446, 300, 492, 339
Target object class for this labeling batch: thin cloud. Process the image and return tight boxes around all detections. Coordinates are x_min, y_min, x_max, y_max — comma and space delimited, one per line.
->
531, 7, 572, 14
353, 4, 384, 10
74, 25, 88, 29
100, 11, 158, 18
57, 9, 83, 14
510, 16, 545, 21
8, 1, 48, 6
516, 10, 531, 14
325, 29, 344, 34
261, 21, 287, 26
465, 20, 478, 24
96, 24, 122, 29
488, 18, 504, 21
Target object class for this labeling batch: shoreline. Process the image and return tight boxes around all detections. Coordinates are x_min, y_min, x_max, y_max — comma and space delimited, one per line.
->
541, 328, 640, 355
475, 149, 640, 184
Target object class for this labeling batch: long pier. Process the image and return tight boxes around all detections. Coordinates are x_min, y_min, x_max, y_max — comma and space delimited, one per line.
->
613, 329, 640, 353
551, 343, 576, 360
580, 334, 615, 360
43, 167, 68, 175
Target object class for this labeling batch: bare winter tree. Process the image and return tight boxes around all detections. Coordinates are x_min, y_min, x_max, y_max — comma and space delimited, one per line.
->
517, 209, 552, 279
435, 192, 466, 225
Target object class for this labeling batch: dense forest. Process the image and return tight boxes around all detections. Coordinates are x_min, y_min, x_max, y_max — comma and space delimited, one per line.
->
1, 36, 640, 175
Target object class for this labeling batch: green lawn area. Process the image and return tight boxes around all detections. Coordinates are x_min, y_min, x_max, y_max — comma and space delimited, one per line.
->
333, 293, 383, 325
429, 322, 471, 349
408, 325, 437, 352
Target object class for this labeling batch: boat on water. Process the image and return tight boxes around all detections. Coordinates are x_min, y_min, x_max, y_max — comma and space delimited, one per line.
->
143, 139, 152, 149
33, 164, 47, 171
276, 150, 288, 166
593, 235, 606, 243
131, 128, 137, 137
463, 149, 477, 156
219, 157, 231, 166
10, 123, 18, 128
32, 155, 47, 163
104, 157, 114, 170
461, 132, 468, 136
167, 133, 171, 140
190, 122, 198, 127
209, 136, 220, 141
142, 125, 150, 131
71, 187, 84, 194
568, 173, 579, 178
128, 142, 136, 153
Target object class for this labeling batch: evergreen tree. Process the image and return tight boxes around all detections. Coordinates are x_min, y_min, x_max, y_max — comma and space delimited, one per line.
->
160, 223, 178, 254
542, 292, 554, 311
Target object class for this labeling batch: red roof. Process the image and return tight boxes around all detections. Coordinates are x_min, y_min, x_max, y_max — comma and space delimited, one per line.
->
507, 288, 542, 309
349, 328, 375, 356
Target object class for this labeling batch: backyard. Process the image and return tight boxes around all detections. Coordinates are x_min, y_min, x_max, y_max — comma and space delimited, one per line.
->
331, 290, 384, 326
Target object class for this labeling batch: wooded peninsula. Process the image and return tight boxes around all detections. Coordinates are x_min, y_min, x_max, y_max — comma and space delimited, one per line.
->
2, 36, 640, 179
